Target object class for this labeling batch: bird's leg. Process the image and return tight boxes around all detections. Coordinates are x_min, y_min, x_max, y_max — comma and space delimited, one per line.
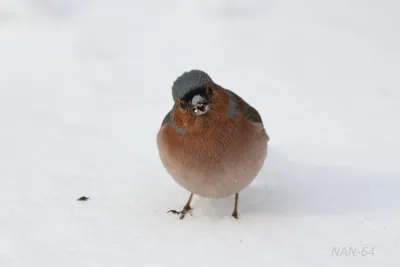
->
168, 193, 194, 219
231, 193, 239, 219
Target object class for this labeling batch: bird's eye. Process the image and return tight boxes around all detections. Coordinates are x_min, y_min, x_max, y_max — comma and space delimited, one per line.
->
207, 87, 213, 97
179, 102, 185, 108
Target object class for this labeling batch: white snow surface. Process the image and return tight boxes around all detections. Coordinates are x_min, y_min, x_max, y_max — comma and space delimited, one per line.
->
1, 0, 400, 266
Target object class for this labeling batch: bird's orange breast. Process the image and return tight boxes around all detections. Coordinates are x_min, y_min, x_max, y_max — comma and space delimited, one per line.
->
157, 88, 268, 198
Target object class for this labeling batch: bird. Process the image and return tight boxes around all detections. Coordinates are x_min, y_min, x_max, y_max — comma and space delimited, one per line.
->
157, 70, 269, 219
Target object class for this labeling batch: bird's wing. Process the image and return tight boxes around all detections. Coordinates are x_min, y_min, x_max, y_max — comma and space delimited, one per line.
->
224, 89, 269, 139
224, 89, 263, 125
161, 110, 171, 127
243, 101, 263, 125
160, 107, 187, 134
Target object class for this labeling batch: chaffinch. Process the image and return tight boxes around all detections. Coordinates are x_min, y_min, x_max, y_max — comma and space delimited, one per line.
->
157, 70, 269, 219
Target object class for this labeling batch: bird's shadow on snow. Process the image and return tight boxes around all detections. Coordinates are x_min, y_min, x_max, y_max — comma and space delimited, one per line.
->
191, 146, 399, 219
242, 147, 399, 217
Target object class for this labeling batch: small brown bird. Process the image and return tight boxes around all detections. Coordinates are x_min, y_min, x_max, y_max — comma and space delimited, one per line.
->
157, 70, 269, 219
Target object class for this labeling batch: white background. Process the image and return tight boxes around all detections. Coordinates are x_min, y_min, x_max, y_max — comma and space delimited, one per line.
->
1, 0, 399, 266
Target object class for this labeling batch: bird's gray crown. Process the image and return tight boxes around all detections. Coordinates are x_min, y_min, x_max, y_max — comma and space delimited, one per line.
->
172, 70, 213, 99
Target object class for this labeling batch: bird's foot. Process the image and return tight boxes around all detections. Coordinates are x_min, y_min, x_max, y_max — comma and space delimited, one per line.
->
232, 210, 239, 219
167, 205, 192, 220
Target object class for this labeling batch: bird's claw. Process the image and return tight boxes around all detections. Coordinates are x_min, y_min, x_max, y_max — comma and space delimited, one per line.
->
232, 211, 239, 219
167, 207, 192, 220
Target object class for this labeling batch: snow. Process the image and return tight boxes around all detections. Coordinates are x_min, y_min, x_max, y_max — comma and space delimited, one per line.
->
1, 0, 400, 266
191, 94, 209, 115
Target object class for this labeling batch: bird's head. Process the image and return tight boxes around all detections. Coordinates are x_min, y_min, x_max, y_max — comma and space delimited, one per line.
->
172, 70, 215, 118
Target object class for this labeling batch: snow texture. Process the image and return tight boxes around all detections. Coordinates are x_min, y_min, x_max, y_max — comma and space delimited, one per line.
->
192, 95, 209, 115
191, 95, 206, 106
1, 0, 400, 266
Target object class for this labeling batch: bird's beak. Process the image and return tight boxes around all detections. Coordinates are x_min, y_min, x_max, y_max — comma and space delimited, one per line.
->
192, 95, 210, 116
